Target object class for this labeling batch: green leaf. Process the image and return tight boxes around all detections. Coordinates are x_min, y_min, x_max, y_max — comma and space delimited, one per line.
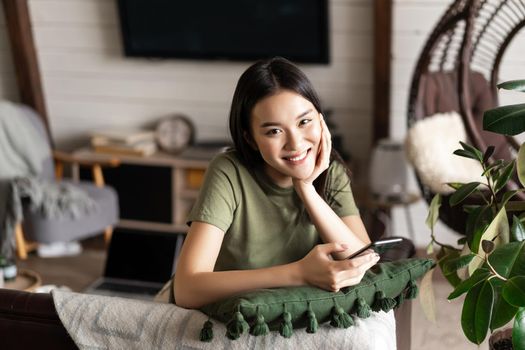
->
494, 161, 516, 194
459, 141, 484, 162
453, 149, 480, 161
488, 241, 525, 279
457, 237, 467, 245
450, 182, 481, 207
501, 191, 520, 209
461, 280, 494, 344
419, 268, 436, 322
465, 205, 491, 250
448, 268, 491, 300
481, 160, 504, 176
497, 79, 525, 92
483, 103, 525, 135
471, 207, 508, 255
426, 242, 434, 255
443, 254, 475, 275
469, 207, 509, 275
511, 215, 525, 242
514, 308, 525, 350
483, 146, 495, 163
518, 143, 525, 188
446, 182, 465, 190
502, 276, 525, 307
426, 194, 441, 230
489, 278, 519, 330
437, 247, 462, 287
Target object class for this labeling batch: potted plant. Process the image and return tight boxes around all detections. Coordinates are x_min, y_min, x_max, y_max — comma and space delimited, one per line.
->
424, 80, 525, 349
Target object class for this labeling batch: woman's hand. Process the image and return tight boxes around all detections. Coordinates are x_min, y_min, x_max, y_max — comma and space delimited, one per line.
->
297, 243, 380, 292
293, 114, 332, 190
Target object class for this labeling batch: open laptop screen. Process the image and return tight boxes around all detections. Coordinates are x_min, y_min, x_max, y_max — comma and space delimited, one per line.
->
104, 229, 178, 284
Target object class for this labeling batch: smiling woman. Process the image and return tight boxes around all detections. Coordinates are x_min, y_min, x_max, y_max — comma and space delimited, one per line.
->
174, 57, 376, 310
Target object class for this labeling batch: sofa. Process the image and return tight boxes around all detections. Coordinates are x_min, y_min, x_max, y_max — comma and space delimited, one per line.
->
0, 239, 415, 349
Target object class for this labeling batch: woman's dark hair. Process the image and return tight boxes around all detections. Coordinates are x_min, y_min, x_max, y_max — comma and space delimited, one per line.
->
228, 57, 349, 200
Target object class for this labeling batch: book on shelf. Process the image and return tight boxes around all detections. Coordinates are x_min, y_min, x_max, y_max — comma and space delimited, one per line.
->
91, 138, 157, 157
91, 129, 155, 145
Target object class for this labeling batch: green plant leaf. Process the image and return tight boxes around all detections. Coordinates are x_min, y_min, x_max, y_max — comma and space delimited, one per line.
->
511, 215, 525, 242
469, 207, 509, 275
501, 191, 520, 209
443, 254, 475, 275
518, 143, 525, 188
459, 141, 484, 161
489, 278, 519, 331
449, 268, 491, 300
483, 103, 525, 136
502, 276, 525, 307
488, 241, 525, 279
494, 161, 515, 194
453, 149, 480, 161
450, 182, 481, 207
481, 160, 504, 176
483, 146, 495, 163
426, 194, 441, 230
419, 268, 436, 322
514, 307, 525, 350
465, 205, 491, 250
461, 280, 494, 344
446, 182, 465, 190
497, 79, 525, 92
437, 246, 462, 287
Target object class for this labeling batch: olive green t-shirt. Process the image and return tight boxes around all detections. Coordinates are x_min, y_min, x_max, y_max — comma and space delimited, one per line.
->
186, 150, 359, 271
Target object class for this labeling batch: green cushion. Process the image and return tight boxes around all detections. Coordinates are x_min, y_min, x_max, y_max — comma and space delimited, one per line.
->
199, 258, 434, 341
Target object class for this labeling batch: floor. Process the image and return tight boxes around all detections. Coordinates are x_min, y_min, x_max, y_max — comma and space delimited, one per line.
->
14, 237, 494, 350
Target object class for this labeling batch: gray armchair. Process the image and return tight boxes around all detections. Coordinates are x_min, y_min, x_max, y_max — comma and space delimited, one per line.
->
0, 101, 120, 259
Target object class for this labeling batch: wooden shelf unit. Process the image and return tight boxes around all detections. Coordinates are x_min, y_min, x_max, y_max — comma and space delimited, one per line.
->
71, 148, 215, 234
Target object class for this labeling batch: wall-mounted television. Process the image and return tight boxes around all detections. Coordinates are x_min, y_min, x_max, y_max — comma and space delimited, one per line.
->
117, 0, 329, 64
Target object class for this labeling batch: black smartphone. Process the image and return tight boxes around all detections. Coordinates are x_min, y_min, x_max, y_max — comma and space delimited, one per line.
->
347, 237, 403, 259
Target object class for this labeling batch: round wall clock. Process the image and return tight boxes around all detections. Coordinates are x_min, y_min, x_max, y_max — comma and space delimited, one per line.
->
155, 115, 195, 153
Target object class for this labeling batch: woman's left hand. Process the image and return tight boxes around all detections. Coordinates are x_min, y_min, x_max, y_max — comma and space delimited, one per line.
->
293, 114, 332, 188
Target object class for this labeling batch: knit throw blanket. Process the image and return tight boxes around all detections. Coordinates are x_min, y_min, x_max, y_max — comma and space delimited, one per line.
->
52, 290, 396, 350
0, 101, 96, 258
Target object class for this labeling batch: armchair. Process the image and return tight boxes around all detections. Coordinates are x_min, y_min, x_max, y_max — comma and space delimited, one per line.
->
0, 101, 120, 259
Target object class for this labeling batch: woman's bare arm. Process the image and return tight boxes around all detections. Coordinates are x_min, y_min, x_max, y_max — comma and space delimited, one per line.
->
175, 221, 378, 309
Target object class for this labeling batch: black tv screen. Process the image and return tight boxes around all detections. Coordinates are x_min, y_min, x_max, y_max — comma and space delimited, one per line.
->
117, 0, 329, 64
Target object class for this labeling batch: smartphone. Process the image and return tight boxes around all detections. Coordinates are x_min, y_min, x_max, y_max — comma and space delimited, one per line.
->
347, 237, 403, 259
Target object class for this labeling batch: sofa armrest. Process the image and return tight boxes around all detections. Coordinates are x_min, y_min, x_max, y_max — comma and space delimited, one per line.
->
0, 288, 77, 349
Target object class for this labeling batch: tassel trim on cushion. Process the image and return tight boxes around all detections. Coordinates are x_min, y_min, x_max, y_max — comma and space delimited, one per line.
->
372, 290, 397, 312
306, 302, 318, 334
395, 291, 405, 309
330, 300, 354, 328
355, 296, 372, 318
226, 310, 249, 340
200, 319, 214, 342
250, 307, 269, 336
279, 306, 293, 338
406, 279, 418, 299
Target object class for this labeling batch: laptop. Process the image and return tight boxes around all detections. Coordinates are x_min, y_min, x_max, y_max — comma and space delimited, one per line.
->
84, 229, 182, 300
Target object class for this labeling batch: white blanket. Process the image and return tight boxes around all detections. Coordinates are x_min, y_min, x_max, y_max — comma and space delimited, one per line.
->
52, 290, 397, 350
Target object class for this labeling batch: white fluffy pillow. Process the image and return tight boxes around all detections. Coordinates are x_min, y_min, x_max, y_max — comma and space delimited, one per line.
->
405, 111, 486, 194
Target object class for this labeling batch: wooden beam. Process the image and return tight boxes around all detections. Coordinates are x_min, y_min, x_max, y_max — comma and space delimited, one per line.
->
373, 0, 392, 144
2, 0, 50, 137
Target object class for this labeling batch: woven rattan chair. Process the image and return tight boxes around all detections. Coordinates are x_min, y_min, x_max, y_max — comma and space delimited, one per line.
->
407, 0, 525, 233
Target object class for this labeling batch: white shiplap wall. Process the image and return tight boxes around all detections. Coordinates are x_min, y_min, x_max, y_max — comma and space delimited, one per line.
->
10, 0, 373, 172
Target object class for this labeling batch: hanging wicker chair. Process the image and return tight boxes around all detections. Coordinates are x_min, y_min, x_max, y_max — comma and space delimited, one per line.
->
407, 0, 525, 233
